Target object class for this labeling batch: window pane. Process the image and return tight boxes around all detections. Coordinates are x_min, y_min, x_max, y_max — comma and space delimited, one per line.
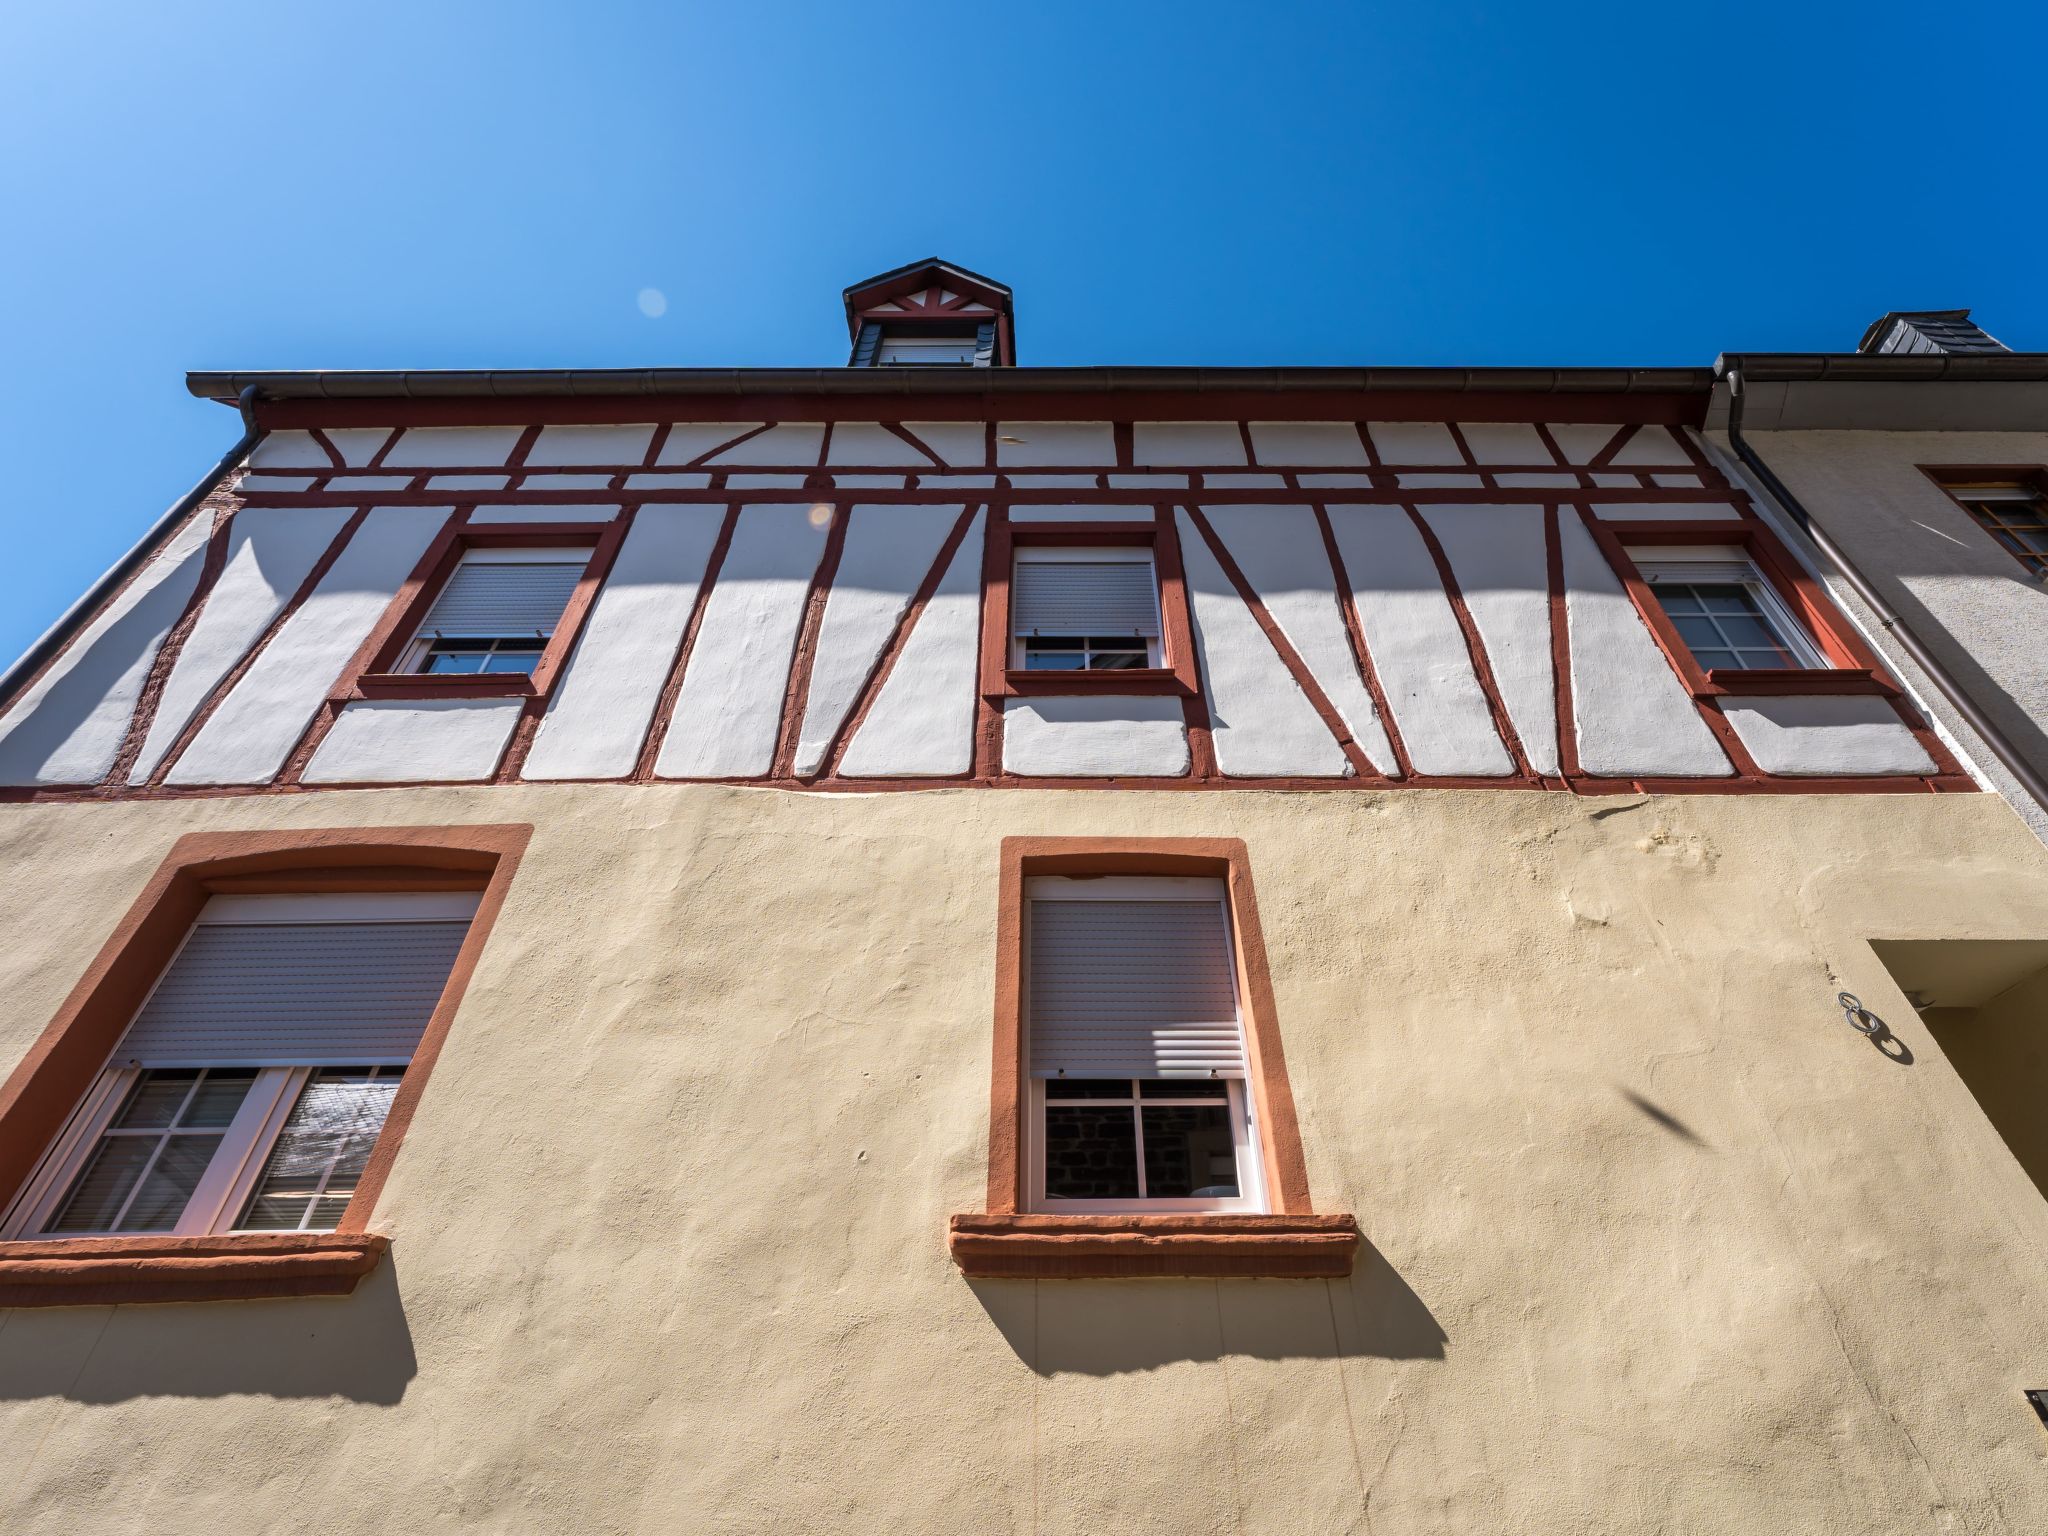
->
1670, 615, 1725, 652
423, 649, 488, 674
1087, 649, 1148, 671
46, 1137, 158, 1232
1044, 1104, 1141, 1199
481, 648, 544, 674
181, 1068, 258, 1128
1023, 652, 1086, 671
118, 1133, 224, 1231
1045, 1077, 1135, 1100
236, 1070, 401, 1233
112, 1069, 198, 1129
1139, 1078, 1228, 1100
1141, 1105, 1240, 1198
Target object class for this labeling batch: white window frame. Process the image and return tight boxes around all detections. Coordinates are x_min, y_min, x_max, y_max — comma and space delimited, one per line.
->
876, 333, 978, 365
1628, 544, 1827, 670
0, 892, 477, 1240
1022, 875, 1265, 1215
399, 545, 589, 675
1009, 546, 1165, 671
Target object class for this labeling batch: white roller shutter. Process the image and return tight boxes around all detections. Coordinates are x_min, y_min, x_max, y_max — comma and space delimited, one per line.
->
115, 903, 474, 1067
1028, 897, 1246, 1078
1012, 558, 1160, 637
418, 555, 585, 638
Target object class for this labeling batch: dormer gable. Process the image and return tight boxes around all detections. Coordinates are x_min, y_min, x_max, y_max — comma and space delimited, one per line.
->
842, 257, 1015, 367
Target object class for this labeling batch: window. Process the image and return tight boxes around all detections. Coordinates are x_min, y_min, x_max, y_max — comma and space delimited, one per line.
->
1025, 876, 1262, 1213
1630, 546, 1825, 673
2, 891, 476, 1240
876, 333, 978, 365
1944, 480, 2048, 578
1010, 548, 1164, 672
399, 547, 588, 676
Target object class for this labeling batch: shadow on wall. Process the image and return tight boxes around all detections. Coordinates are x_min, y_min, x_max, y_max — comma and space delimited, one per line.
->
0, 1256, 417, 1405
968, 1238, 1445, 1375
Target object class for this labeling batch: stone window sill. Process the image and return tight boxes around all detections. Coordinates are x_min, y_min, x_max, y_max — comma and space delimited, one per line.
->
0, 1232, 389, 1308
948, 1212, 1359, 1279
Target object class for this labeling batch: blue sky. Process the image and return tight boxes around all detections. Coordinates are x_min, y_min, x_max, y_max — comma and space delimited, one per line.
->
3, 2, 2042, 666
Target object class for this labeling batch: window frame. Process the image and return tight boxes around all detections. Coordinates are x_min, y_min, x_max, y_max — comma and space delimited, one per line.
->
343, 520, 625, 702
979, 513, 1202, 699
0, 825, 529, 1306
1923, 467, 2048, 580
1629, 547, 1831, 672
1008, 546, 1167, 674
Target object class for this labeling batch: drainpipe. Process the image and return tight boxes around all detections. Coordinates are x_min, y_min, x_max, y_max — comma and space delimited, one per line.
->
0, 385, 265, 714
1720, 365, 2048, 815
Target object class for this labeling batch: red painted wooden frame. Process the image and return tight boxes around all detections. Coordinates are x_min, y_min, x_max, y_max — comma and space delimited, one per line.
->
1585, 515, 1902, 700
342, 518, 627, 702
0, 824, 530, 1306
978, 510, 1202, 699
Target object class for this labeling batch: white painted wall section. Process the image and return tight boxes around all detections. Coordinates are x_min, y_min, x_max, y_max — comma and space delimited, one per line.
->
791, 505, 962, 775
1366, 423, 1463, 465
655, 425, 764, 466
1248, 423, 1369, 466
1133, 423, 1246, 466
839, 512, 987, 778
1173, 509, 1350, 777
1198, 505, 1396, 773
127, 508, 353, 782
324, 429, 392, 467
247, 432, 330, 470
522, 506, 728, 781
1607, 426, 1691, 467
0, 515, 215, 787
1418, 506, 1560, 774
1001, 695, 1189, 778
1458, 423, 1552, 464
996, 423, 1114, 466
1558, 514, 1731, 777
708, 423, 823, 466
825, 424, 935, 466
654, 505, 829, 778
527, 425, 656, 465
302, 697, 523, 784
901, 422, 987, 467
1723, 696, 1937, 776
1546, 424, 1623, 464
1325, 505, 1513, 776
381, 427, 525, 468
166, 508, 451, 785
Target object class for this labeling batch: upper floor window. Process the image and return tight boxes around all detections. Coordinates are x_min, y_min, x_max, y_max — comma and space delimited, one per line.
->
401, 548, 588, 677
2, 891, 476, 1240
876, 332, 979, 365
1630, 546, 1825, 673
1939, 478, 2048, 578
1025, 875, 1261, 1213
1011, 548, 1164, 672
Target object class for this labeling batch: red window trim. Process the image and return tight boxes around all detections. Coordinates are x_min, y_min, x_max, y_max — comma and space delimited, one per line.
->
0, 824, 530, 1307
339, 518, 626, 702
948, 837, 1358, 1280
1585, 515, 1902, 700
978, 512, 1203, 699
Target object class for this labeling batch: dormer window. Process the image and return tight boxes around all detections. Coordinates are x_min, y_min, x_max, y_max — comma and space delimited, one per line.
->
876, 332, 979, 366
843, 257, 1015, 367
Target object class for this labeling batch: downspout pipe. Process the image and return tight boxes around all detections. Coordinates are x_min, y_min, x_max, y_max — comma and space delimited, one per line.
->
1720, 365, 2048, 815
0, 385, 264, 714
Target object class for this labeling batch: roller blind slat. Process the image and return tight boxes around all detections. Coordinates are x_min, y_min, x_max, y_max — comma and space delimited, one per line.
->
1012, 560, 1160, 637
1028, 900, 1246, 1079
420, 560, 584, 637
115, 921, 471, 1066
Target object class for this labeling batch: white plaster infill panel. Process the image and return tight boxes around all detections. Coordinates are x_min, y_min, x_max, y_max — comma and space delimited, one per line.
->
839, 511, 987, 778
1173, 509, 1350, 778
166, 508, 451, 786
1009, 505, 1152, 523
302, 697, 522, 784
654, 424, 764, 466
707, 423, 824, 467
654, 504, 830, 778
1198, 505, 1396, 774
1324, 505, 1513, 777
1133, 423, 1246, 467
526, 424, 656, 466
1365, 423, 1463, 465
1723, 696, 1938, 777
1458, 423, 1553, 464
128, 507, 354, 782
901, 422, 988, 467
323, 428, 394, 468
0, 514, 214, 787
826, 423, 936, 466
1002, 695, 1189, 778
1417, 505, 1560, 775
996, 423, 1114, 467
1248, 422, 1369, 467
522, 505, 727, 781
791, 505, 962, 776
1546, 423, 1624, 465
381, 427, 526, 468
1593, 502, 1743, 522
470, 505, 619, 523
1607, 426, 1691, 467
1558, 515, 1731, 777
247, 432, 331, 470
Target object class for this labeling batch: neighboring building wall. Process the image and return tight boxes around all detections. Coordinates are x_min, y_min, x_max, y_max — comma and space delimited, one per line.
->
1725, 429, 2048, 789
0, 785, 2046, 1531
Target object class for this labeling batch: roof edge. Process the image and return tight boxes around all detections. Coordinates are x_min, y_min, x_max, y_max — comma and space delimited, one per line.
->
1715, 352, 2048, 383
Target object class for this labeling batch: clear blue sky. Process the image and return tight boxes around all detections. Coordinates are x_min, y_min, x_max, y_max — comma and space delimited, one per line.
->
4, 3, 2043, 667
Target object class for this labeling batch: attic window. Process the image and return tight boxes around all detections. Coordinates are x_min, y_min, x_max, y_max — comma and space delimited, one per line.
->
876, 332, 978, 365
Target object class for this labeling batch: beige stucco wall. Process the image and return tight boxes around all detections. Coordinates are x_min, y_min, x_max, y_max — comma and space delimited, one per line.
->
1728, 430, 2048, 797
1, 783, 2047, 1532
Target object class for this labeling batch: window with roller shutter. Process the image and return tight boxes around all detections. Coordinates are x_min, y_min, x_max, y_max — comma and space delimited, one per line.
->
1010, 547, 1165, 672
401, 547, 590, 677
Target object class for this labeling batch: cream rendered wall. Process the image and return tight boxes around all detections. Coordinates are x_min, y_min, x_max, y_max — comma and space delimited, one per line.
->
0, 786, 2047, 1532
1729, 430, 2048, 787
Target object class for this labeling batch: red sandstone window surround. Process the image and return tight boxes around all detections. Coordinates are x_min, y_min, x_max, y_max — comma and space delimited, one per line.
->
0, 825, 528, 1306
978, 511, 1202, 699
343, 519, 625, 702
948, 837, 1358, 1279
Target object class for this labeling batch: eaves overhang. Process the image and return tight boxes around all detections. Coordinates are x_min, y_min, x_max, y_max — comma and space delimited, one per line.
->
1707, 353, 2048, 432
